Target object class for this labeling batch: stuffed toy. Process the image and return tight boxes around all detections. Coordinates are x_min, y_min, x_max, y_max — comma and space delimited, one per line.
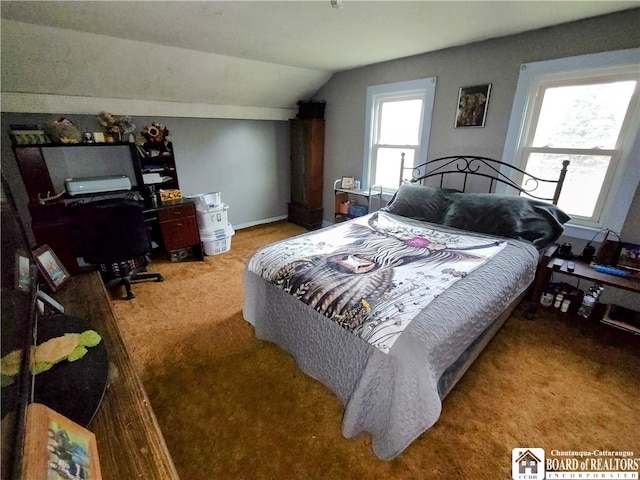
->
98, 111, 135, 140
0, 330, 102, 387
140, 122, 169, 143
42, 117, 82, 144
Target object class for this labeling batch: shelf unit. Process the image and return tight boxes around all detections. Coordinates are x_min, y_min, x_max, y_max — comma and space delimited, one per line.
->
131, 141, 179, 206
333, 180, 383, 222
11, 140, 201, 271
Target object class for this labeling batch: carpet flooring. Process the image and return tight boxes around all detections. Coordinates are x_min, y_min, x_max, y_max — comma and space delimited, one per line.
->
109, 221, 640, 480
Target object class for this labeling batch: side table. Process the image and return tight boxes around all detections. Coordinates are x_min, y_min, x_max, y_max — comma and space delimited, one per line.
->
529, 252, 640, 318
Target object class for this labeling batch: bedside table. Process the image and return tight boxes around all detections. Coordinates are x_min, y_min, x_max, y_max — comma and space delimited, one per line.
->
529, 249, 640, 319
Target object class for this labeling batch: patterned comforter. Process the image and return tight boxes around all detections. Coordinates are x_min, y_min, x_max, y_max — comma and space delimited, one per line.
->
243, 212, 538, 459
248, 212, 506, 353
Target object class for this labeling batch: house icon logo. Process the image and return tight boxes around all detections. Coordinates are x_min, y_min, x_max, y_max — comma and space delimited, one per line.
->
512, 448, 545, 480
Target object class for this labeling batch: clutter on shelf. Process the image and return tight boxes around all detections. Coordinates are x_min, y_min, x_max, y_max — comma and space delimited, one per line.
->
97, 112, 136, 142
42, 117, 82, 144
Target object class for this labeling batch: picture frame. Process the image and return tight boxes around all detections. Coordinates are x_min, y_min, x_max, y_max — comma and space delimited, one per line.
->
14, 250, 33, 293
455, 83, 492, 128
22, 403, 102, 480
32, 245, 71, 292
340, 176, 355, 189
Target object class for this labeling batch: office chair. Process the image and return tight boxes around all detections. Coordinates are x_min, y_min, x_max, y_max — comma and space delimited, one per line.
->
70, 199, 164, 299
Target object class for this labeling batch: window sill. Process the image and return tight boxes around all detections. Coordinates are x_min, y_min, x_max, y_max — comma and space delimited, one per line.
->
562, 223, 609, 242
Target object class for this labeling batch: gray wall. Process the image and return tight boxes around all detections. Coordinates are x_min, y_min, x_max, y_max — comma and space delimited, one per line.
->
315, 9, 640, 231
1, 114, 290, 242
3, 10, 638, 248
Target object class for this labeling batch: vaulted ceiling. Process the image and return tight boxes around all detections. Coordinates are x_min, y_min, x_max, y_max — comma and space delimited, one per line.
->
1, 1, 636, 119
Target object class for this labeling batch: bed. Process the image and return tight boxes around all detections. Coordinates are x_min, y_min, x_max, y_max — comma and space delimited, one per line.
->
243, 155, 570, 460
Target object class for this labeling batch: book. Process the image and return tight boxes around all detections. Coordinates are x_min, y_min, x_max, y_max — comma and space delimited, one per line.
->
21, 403, 102, 480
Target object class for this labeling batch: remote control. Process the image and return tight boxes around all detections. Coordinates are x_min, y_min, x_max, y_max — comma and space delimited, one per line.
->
592, 265, 629, 277
567, 261, 575, 272
552, 258, 564, 270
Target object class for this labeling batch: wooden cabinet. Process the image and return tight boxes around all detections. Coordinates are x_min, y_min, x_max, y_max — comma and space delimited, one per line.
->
288, 119, 324, 230
157, 201, 201, 253
54, 273, 180, 479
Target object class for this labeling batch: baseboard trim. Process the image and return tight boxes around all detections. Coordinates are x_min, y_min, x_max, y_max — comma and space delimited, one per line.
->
233, 215, 288, 230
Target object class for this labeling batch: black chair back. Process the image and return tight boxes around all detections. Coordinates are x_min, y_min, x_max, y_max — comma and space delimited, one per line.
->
70, 199, 150, 265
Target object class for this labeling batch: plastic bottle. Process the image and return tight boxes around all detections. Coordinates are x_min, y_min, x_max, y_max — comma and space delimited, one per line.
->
554, 292, 564, 309
577, 295, 596, 318
540, 290, 554, 307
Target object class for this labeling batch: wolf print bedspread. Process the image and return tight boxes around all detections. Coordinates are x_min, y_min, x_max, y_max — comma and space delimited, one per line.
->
247, 212, 506, 353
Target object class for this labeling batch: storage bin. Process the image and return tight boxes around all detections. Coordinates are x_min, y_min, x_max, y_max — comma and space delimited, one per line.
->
201, 226, 235, 255
190, 192, 222, 210
196, 204, 229, 231
349, 204, 368, 217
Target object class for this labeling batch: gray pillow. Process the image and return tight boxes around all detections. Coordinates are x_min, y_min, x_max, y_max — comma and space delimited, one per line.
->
441, 193, 571, 248
381, 184, 459, 223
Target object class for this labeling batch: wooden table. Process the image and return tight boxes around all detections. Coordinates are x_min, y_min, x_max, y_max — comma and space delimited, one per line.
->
53, 272, 180, 479
529, 254, 640, 318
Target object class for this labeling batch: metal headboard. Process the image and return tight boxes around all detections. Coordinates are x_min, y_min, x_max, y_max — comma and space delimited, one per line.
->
403, 154, 570, 205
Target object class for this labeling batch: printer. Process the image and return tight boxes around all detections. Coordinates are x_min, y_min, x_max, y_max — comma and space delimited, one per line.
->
65, 175, 132, 196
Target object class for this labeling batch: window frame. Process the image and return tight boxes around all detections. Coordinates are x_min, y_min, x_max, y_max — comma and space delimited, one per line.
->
501, 48, 640, 241
363, 78, 436, 192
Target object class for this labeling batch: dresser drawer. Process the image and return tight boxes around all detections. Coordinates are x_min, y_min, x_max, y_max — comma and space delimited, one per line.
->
159, 217, 200, 251
158, 202, 199, 251
158, 203, 195, 222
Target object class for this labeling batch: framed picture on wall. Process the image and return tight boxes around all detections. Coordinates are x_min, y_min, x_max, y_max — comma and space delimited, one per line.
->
455, 83, 492, 128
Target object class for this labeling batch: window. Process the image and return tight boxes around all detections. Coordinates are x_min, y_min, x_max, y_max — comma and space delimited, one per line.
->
363, 78, 436, 191
502, 49, 640, 239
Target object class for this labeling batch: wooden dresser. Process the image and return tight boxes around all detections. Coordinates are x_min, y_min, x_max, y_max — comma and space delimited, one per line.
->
52, 272, 180, 479
288, 118, 324, 230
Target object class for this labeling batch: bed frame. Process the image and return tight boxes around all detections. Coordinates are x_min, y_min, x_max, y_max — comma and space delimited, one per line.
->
407, 155, 571, 396
401, 153, 570, 205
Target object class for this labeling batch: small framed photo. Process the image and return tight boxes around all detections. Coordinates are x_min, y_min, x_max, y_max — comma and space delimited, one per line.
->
340, 176, 355, 189
15, 250, 33, 293
32, 245, 71, 292
22, 403, 102, 480
455, 83, 491, 128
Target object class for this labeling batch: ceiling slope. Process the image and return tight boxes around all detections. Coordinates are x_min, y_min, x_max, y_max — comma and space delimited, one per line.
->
1, 1, 636, 119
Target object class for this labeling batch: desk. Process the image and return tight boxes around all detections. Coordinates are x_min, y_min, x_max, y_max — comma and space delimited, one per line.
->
31, 198, 201, 275
530, 255, 640, 318
53, 272, 180, 479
